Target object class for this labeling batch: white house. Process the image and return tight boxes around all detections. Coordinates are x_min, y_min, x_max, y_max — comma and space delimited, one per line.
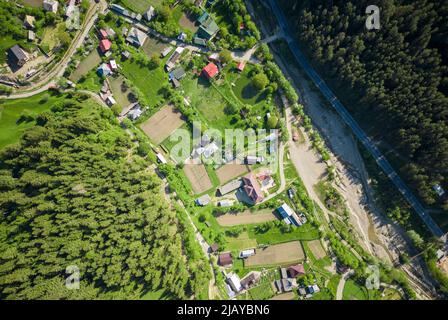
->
218, 200, 234, 207
128, 107, 142, 121
105, 96, 116, 106
227, 273, 242, 292
143, 6, 155, 21
156, 153, 167, 164
239, 249, 255, 259
43, 0, 59, 13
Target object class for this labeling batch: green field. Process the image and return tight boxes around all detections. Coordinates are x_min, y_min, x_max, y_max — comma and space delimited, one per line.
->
342, 280, 369, 300
183, 73, 242, 132
120, 58, 167, 108
41, 23, 66, 52
0, 92, 65, 149
247, 222, 320, 245
225, 231, 258, 251
232, 65, 268, 106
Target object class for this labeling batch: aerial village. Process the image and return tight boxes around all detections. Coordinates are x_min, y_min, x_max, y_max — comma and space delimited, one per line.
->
1, 0, 88, 86
57, 0, 335, 300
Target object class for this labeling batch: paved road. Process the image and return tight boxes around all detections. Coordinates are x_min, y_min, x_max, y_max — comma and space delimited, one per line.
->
266, 0, 444, 238
1, 0, 107, 99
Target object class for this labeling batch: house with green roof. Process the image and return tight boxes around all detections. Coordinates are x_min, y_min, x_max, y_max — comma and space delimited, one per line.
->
196, 11, 219, 40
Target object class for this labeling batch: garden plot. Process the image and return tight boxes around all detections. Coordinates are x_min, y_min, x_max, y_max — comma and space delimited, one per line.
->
216, 209, 277, 227
216, 163, 249, 184
21, 0, 42, 7
244, 241, 305, 267
109, 76, 133, 109
140, 105, 185, 144
70, 49, 101, 82
142, 35, 170, 58
307, 240, 326, 260
342, 280, 369, 300
179, 13, 198, 33
225, 231, 258, 252
183, 163, 213, 194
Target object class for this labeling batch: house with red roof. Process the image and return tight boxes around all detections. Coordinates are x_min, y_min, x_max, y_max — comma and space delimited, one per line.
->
99, 39, 112, 54
242, 173, 264, 204
287, 264, 305, 278
237, 61, 246, 72
218, 252, 233, 267
99, 29, 108, 39
202, 62, 219, 80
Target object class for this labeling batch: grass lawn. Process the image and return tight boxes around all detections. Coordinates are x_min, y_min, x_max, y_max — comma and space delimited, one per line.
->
120, 58, 167, 108
248, 281, 274, 300
109, 75, 133, 110
142, 35, 171, 58
77, 69, 103, 92
342, 280, 369, 300
225, 231, 258, 252
327, 274, 341, 298
0, 92, 65, 149
182, 74, 238, 132
232, 65, 268, 106
41, 23, 65, 52
284, 156, 299, 184
122, 0, 162, 13
247, 223, 320, 245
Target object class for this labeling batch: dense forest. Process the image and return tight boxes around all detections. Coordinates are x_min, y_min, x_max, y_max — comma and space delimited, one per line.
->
280, 0, 448, 210
0, 95, 209, 299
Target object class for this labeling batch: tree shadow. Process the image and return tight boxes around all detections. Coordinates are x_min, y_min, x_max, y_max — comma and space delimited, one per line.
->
241, 84, 257, 101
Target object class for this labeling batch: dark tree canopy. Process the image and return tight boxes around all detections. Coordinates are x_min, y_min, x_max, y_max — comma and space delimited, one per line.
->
0, 98, 209, 299
280, 0, 448, 208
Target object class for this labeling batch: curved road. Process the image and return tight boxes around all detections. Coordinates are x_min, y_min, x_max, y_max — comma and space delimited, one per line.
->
266, 0, 444, 238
